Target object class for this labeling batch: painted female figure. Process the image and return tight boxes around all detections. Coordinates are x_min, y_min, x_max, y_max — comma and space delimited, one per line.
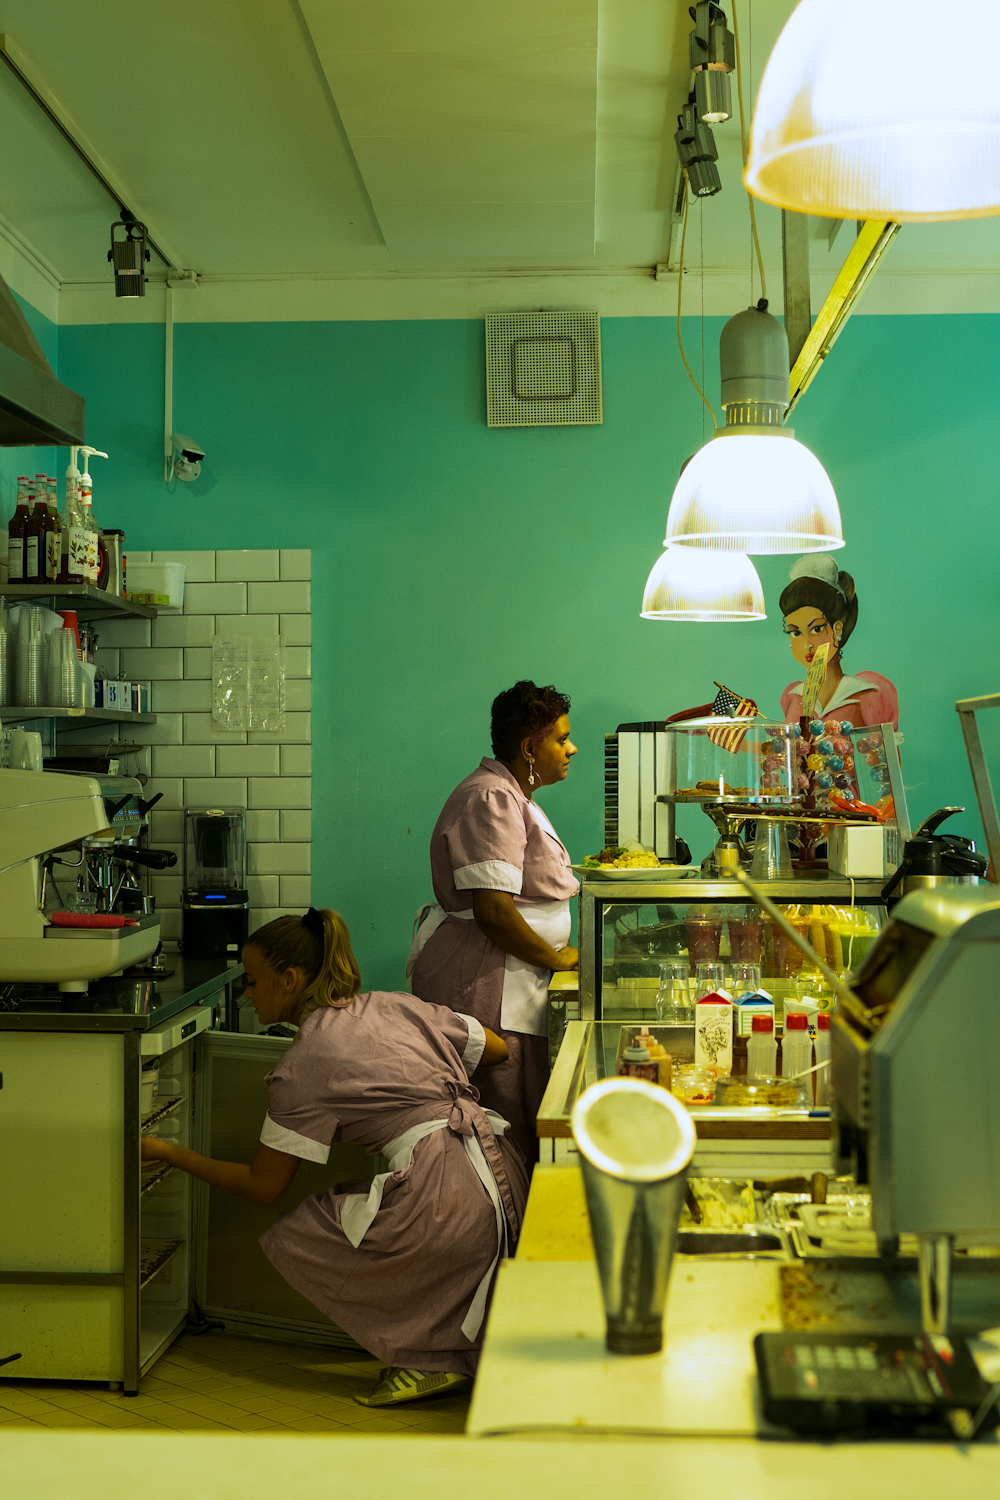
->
779, 555, 899, 731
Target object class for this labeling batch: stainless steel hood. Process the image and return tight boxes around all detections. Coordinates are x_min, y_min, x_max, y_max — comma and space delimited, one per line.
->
0, 271, 84, 446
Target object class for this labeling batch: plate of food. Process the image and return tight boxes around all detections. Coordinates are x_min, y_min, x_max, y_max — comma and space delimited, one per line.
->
571, 847, 700, 880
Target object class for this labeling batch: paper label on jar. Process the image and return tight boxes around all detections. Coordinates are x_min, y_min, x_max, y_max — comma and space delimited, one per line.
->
25, 536, 38, 578
46, 530, 59, 581
616, 1059, 660, 1085
8, 538, 23, 580
695, 1003, 733, 1072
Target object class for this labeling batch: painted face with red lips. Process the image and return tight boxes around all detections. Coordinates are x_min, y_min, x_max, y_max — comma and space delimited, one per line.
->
783, 606, 842, 670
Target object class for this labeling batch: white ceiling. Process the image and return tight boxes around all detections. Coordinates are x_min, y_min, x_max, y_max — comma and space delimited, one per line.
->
0, 0, 996, 291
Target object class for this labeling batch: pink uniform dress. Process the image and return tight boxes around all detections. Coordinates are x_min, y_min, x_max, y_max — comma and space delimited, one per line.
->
409, 757, 580, 1166
258, 991, 527, 1378
781, 670, 899, 731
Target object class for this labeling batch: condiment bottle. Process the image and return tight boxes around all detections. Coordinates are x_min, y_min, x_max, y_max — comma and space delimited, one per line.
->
25, 475, 53, 584
45, 477, 60, 582
7, 476, 30, 582
747, 1014, 777, 1079
59, 450, 86, 585
781, 1011, 813, 1086
616, 1043, 659, 1085
636, 1026, 673, 1090
814, 1012, 831, 1106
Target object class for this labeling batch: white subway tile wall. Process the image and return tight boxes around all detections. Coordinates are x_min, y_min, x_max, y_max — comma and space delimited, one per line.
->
121, 549, 311, 942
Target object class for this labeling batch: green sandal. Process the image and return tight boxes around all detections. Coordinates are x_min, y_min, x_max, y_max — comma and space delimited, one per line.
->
354, 1366, 471, 1408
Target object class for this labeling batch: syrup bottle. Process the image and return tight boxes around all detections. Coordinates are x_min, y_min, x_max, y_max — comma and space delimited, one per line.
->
7, 476, 30, 583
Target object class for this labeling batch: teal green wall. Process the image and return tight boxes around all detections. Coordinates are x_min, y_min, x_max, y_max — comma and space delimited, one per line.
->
49, 313, 999, 988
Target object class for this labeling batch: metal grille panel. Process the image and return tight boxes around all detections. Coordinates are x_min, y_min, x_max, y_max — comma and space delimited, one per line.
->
485, 311, 602, 427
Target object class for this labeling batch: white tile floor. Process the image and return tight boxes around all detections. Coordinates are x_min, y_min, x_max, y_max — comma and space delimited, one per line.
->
0, 1333, 470, 1437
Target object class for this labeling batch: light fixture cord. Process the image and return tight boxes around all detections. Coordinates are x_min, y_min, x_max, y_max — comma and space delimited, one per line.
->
733, 0, 767, 302
676, 174, 718, 431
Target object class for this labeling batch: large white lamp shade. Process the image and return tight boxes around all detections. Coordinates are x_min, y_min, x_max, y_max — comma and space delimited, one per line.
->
664, 430, 842, 553
745, 0, 1000, 220
641, 545, 766, 622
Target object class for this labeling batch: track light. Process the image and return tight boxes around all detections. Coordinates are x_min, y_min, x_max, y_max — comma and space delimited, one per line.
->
689, 2, 735, 124
109, 211, 150, 298
675, 95, 721, 198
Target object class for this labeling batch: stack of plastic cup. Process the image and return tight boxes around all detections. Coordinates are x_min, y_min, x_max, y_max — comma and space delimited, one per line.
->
51, 627, 81, 707
0, 600, 10, 707
15, 605, 42, 708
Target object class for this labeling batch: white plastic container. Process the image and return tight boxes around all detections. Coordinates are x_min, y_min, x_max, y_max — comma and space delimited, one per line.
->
139, 1061, 160, 1115
126, 561, 186, 611
781, 1012, 813, 1093
814, 1013, 831, 1105
747, 1015, 777, 1078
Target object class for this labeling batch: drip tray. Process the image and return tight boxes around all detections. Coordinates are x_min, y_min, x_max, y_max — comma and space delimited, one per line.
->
781, 1259, 1000, 1336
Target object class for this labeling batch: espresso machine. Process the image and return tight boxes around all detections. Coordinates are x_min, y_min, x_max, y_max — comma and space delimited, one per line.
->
0, 769, 161, 988
831, 884, 1000, 1332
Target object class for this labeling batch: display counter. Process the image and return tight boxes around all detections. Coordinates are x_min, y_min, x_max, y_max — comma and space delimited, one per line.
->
578, 872, 887, 1023
538, 1020, 833, 1176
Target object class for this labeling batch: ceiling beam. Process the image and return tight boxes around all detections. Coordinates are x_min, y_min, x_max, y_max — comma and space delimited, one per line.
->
0, 33, 187, 274
787, 219, 901, 414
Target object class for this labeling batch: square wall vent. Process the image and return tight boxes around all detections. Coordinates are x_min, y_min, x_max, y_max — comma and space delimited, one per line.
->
485, 311, 602, 427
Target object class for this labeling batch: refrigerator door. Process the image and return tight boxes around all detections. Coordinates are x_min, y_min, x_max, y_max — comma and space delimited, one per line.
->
192, 1031, 380, 1347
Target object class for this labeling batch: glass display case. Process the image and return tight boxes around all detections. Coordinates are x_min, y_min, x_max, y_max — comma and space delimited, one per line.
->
538, 1020, 834, 1174
664, 717, 798, 806
578, 875, 888, 1023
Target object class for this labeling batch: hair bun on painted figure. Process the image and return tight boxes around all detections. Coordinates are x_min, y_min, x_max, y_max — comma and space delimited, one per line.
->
787, 553, 854, 601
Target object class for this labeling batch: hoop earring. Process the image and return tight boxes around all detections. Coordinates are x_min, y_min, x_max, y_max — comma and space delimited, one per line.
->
527, 756, 536, 787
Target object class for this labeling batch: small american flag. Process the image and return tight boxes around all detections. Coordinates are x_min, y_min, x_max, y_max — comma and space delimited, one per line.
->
708, 683, 759, 752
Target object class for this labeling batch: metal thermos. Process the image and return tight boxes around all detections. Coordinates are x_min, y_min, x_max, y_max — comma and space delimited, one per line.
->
572, 1078, 696, 1356
882, 807, 987, 902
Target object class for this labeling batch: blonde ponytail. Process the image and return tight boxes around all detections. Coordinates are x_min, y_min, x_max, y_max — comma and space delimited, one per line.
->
246, 907, 361, 1020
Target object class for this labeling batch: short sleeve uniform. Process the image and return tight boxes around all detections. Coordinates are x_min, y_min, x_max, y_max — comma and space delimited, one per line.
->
257, 993, 523, 1378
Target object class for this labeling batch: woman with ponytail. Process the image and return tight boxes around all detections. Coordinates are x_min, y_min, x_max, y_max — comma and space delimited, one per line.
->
141, 907, 526, 1409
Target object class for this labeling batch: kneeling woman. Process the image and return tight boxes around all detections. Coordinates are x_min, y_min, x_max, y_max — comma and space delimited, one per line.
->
141, 908, 526, 1408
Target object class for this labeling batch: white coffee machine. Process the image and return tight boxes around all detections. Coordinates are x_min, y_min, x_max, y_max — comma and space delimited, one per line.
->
0, 769, 160, 989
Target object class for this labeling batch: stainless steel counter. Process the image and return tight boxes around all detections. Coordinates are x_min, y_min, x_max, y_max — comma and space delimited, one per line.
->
0, 956, 246, 1031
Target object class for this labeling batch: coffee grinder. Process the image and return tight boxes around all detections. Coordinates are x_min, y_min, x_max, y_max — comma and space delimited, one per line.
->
181, 807, 249, 957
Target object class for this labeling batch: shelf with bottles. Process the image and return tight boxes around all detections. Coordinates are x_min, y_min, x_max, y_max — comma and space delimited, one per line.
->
0, 583, 157, 622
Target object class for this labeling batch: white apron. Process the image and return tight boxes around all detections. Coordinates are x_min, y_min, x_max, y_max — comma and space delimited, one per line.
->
406, 898, 571, 1038
339, 1109, 512, 1342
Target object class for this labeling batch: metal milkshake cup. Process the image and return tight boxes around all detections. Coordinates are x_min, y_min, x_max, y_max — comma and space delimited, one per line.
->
572, 1077, 696, 1356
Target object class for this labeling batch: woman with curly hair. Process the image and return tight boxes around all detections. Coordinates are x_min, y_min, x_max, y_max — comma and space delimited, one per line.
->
142, 908, 524, 1409
409, 681, 580, 1164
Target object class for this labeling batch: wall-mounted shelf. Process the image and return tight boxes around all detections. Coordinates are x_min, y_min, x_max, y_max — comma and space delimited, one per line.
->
0, 706, 156, 728
0, 584, 157, 622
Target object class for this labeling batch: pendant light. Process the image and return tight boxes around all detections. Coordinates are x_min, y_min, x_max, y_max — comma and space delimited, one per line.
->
641, 544, 765, 621
664, 304, 843, 553
744, 0, 1000, 220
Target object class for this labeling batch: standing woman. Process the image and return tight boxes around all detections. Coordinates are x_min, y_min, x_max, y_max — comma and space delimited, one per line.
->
141, 909, 525, 1408
410, 681, 580, 1165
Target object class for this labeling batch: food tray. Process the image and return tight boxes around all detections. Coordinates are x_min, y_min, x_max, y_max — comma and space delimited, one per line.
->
573, 864, 700, 880
141, 1094, 186, 1133
140, 1161, 176, 1196
140, 1238, 183, 1289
